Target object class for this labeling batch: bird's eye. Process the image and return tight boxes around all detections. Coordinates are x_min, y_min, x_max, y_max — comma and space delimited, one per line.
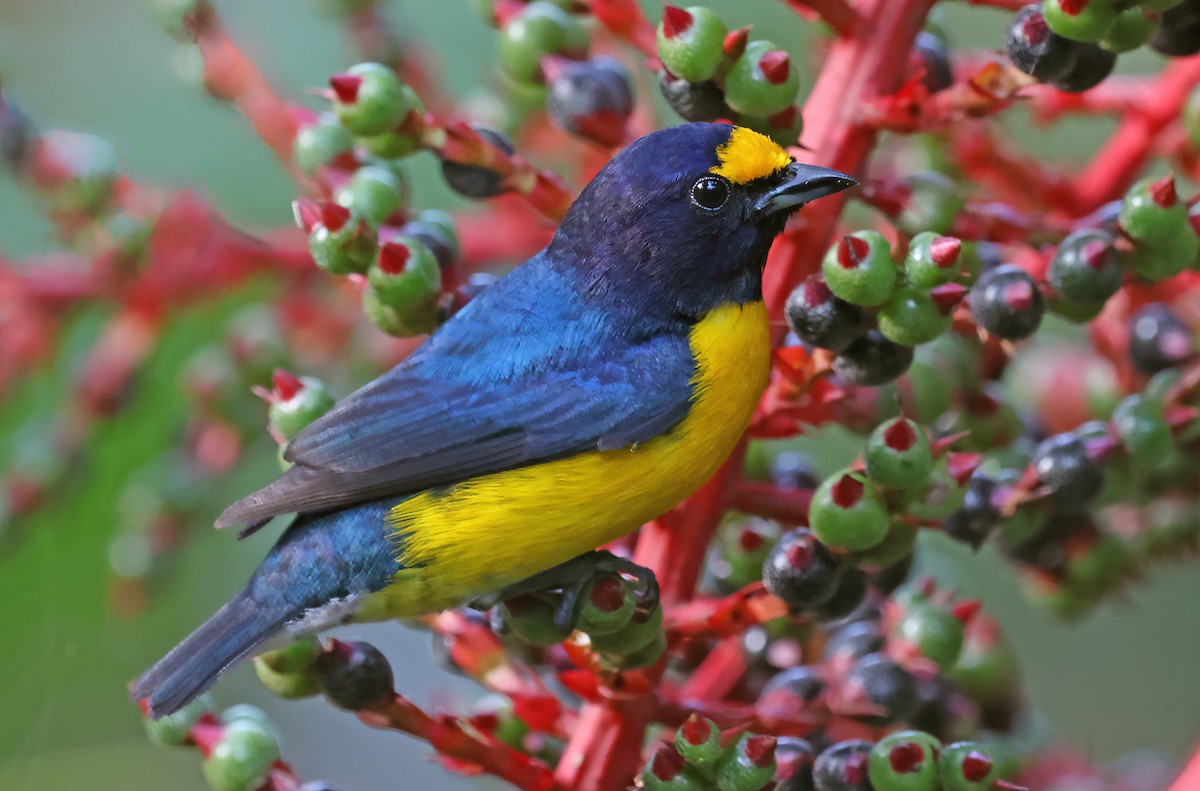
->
691, 176, 730, 211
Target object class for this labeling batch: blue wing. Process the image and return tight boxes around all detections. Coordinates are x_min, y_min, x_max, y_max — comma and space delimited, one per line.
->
215, 254, 696, 529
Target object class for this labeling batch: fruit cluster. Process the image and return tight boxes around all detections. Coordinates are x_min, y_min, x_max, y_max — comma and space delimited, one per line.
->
1004, 1, 1200, 92
655, 6, 803, 145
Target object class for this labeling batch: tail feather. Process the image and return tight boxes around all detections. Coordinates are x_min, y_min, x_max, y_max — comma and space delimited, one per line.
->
131, 591, 293, 718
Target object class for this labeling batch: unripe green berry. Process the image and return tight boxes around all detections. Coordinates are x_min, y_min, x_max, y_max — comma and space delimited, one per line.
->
1042, 0, 1117, 42
868, 730, 942, 791
365, 238, 442, 335
656, 6, 728, 83
330, 63, 410, 136
253, 659, 321, 700
1101, 7, 1155, 52
577, 574, 636, 636
877, 284, 963, 346
589, 602, 662, 654
908, 462, 967, 520
895, 603, 965, 669
865, 418, 934, 491
724, 40, 801, 117
674, 714, 726, 773
810, 470, 890, 552
1112, 393, 1173, 462
268, 373, 335, 441
1120, 176, 1190, 245
904, 232, 962, 288
336, 165, 406, 227
256, 636, 323, 674
294, 114, 354, 174
143, 693, 214, 747
598, 628, 667, 670
496, 594, 572, 646
1047, 228, 1123, 305
202, 720, 281, 791
714, 733, 777, 791
356, 85, 424, 159
219, 705, 275, 734
896, 171, 964, 236
252, 637, 323, 699
304, 202, 377, 275
938, 742, 1001, 791
498, 2, 589, 85
642, 744, 709, 791
822, 231, 897, 307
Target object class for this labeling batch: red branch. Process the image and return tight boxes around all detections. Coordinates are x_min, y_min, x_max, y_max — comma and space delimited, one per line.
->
781, 0, 858, 38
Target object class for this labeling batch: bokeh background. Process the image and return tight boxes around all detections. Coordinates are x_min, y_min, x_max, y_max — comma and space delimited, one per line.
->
1, 1, 1199, 789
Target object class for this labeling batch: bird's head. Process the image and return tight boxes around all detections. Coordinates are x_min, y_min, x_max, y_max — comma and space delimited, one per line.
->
550, 122, 856, 318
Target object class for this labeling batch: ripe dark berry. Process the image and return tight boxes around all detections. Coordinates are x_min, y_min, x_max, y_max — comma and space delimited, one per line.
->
440, 126, 515, 199
1005, 5, 1079, 82
968, 264, 1044, 341
658, 70, 731, 122
944, 472, 1002, 549
313, 639, 394, 710
867, 730, 943, 791
811, 567, 869, 622
1031, 432, 1105, 513
823, 620, 886, 663
911, 31, 953, 94
785, 275, 868, 353
1047, 228, 1122, 306
775, 737, 818, 791
771, 451, 820, 490
1129, 303, 1195, 373
757, 666, 827, 720
762, 528, 843, 610
813, 739, 873, 791
844, 653, 919, 724
833, 331, 915, 387
545, 56, 634, 147
1150, 0, 1200, 56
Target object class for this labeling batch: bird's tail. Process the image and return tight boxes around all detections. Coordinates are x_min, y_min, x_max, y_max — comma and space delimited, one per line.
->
131, 589, 293, 718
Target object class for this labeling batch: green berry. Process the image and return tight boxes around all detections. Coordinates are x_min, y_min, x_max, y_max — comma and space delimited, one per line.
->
293, 114, 354, 174
896, 171, 964, 236
724, 40, 801, 117
1042, 0, 1117, 42
656, 6, 727, 83
356, 87, 424, 158
598, 629, 667, 670
715, 733, 777, 791
1126, 229, 1199, 282
330, 63, 410, 136
865, 418, 934, 491
895, 603, 965, 669
642, 744, 709, 791
1048, 228, 1123, 305
904, 232, 962, 288
202, 720, 281, 791
1120, 176, 1190, 245
143, 693, 214, 747
268, 372, 335, 441
907, 461, 967, 521
336, 165, 406, 227
1101, 7, 1155, 52
365, 238, 442, 332
674, 714, 726, 772
498, 2, 589, 85
877, 284, 963, 346
1112, 393, 1173, 462
363, 284, 434, 337
577, 574, 636, 636
219, 705, 274, 733
938, 742, 1001, 791
253, 656, 321, 699
868, 730, 942, 791
848, 519, 917, 568
496, 593, 572, 646
255, 636, 323, 673
588, 602, 663, 653
304, 201, 376, 275
810, 470, 890, 552
822, 231, 897, 307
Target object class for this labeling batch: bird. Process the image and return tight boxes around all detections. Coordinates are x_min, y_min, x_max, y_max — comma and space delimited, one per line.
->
132, 122, 856, 717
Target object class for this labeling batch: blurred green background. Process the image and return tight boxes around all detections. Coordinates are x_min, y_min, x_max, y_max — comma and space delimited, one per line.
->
1, 2, 1198, 790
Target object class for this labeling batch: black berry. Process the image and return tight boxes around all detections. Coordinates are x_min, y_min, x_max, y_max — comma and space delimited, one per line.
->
968, 264, 1044, 340
813, 739, 874, 791
822, 620, 885, 663
658, 70, 731, 122
844, 653, 919, 724
1047, 228, 1122, 306
833, 330, 915, 387
1031, 432, 1105, 513
313, 639, 395, 710
440, 126, 514, 199
911, 31, 954, 94
758, 666, 827, 719
811, 567, 869, 622
1129, 303, 1195, 374
944, 472, 1002, 549
775, 736, 818, 791
762, 528, 843, 611
771, 450, 820, 490
1048, 43, 1116, 93
546, 56, 634, 147
1151, 0, 1200, 57
1003, 5, 1081, 82
785, 275, 869, 353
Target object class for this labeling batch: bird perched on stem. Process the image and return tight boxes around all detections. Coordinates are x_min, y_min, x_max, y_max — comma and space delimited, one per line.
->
133, 122, 855, 717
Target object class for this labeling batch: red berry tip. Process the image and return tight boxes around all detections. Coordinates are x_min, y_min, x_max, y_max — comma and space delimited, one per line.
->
681, 714, 712, 745
844, 753, 868, 785
931, 283, 969, 315
723, 26, 751, 60
948, 452, 982, 486
661, 6, 693, 38
1003, 280, 1035, 311
738, 527, 766, 552
378, 242, 411, 275
1020, 12, 1049, 45
838, 235, 871, 269
272, 369, 304, 401
1149, 175, 1178, 208
293, 197, 322, 232
966, 390, 1000, 417
786, 541, 814, 570
744, 735, 777, 767
320, 201, 352, 233
888, 742, 925, 773
918, 575, 937, 596
930, 236, 961, 268
883, 419, 918, 451
650, 744, 686, 780
760, 50, 791, 85
329, 73, 363, 104
1060, 0, 1088, 16
831, 474, 865, 508
952, 598, 982, 623
1081, 240, 1110, 271
805, 276, 834, 307
768, 105, 799, 129
588, 575, 626, 612
961, 751, 994, 782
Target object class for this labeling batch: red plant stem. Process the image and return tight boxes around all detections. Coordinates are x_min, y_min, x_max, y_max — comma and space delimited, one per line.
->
730, 481, 813, 523
781, 0, 858, 38
1166, 742, 1200, 791
1072, 56, 1200, 214
763, 0, 938, 337
360, 695, 562, 791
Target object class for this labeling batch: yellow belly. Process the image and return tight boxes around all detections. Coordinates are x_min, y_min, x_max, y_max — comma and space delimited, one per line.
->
361, 300, 770, 617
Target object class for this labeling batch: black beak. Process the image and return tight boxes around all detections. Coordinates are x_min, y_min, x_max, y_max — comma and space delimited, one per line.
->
754, 162, 858, 218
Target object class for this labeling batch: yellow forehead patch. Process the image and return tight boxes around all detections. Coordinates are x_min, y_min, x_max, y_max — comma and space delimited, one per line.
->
710, 126, 793, 184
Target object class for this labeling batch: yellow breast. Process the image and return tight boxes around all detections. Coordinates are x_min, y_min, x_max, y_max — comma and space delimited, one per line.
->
362, 301, 770, 617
